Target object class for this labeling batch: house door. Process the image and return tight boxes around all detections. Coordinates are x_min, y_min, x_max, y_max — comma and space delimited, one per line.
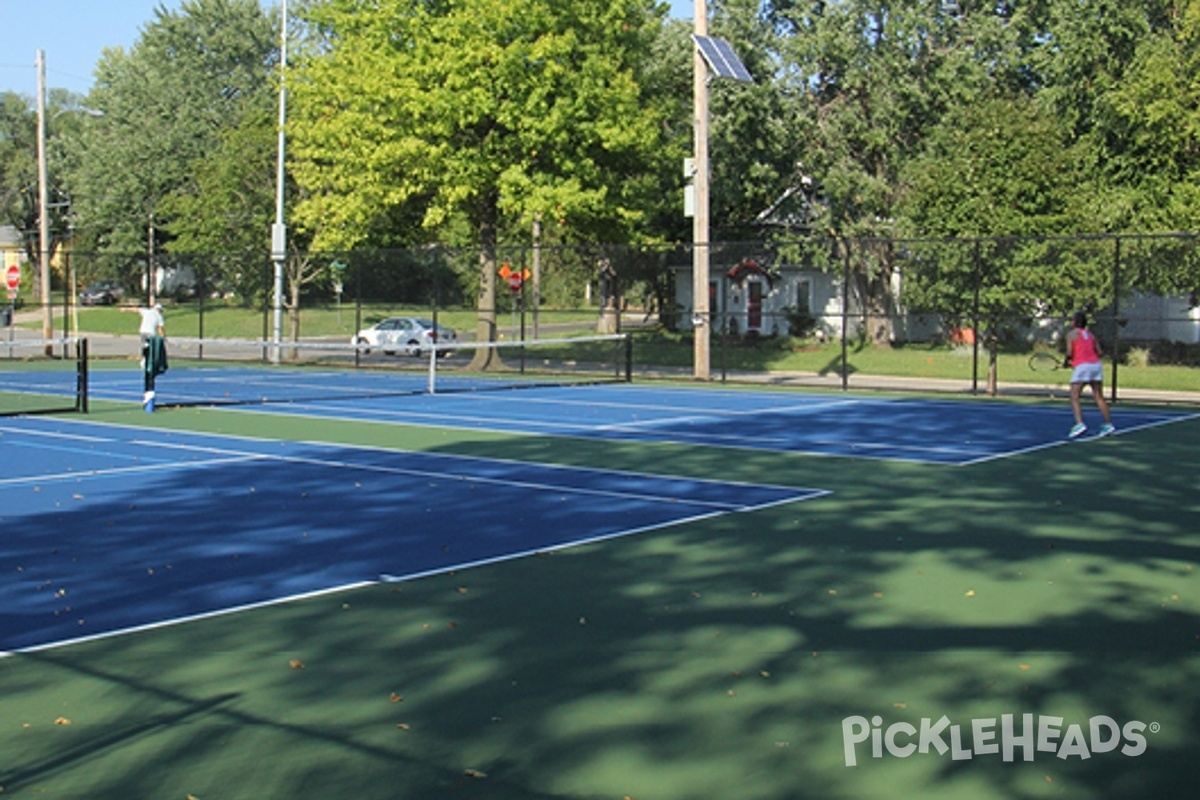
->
747, 281, 763, 330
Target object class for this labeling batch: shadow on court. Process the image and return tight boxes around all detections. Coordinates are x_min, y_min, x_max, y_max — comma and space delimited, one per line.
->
0, 410, 1197, 799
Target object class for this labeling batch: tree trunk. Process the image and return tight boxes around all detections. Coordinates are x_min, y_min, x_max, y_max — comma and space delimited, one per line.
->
467, 194, 500, 371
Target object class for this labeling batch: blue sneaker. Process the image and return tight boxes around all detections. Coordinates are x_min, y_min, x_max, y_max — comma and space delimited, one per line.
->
1098, 423, 1116, 437
1069, 423, 1087, 439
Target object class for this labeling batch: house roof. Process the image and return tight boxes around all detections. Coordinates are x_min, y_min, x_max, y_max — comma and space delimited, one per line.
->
0, 225, 24, 249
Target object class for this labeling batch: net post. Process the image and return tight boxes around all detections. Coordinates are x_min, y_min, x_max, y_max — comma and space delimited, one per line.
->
623, 333, 632, 382
77, 337, 89, 413
427, 345, 437, 394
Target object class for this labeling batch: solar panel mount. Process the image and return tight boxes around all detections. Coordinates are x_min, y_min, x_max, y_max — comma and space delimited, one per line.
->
692, 35, 754, 83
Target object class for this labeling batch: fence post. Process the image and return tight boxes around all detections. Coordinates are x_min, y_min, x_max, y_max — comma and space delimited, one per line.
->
971, 239, 981, 395
840, 239, 850, 391
1110, 236, 1121, 404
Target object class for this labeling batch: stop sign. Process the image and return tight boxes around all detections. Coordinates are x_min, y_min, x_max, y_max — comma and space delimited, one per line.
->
4, 264, 18, 291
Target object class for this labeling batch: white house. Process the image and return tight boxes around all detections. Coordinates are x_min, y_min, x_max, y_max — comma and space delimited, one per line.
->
673, 256, 1199, 345
672, 257, 850, 339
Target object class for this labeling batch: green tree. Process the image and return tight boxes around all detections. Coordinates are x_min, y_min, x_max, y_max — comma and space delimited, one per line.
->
290, 0, 669, 354
898, 94, 1097, 367
68, 0, 277, 293
771, 0, 1000, 343
705, 0, 808, 237
0, 89, 94, 291
0, 92, 42, 269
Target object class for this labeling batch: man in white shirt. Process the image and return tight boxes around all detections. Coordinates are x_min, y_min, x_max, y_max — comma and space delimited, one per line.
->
121, 302, 167, 410
122, 302, 165, 343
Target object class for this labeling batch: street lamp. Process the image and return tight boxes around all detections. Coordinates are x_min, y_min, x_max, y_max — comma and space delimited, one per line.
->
271, 0, 288, 364
36, 49, 103, 354
36, 50, 50, 353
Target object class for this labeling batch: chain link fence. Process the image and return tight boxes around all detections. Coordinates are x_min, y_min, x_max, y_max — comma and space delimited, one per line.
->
14, 232, 1199, 400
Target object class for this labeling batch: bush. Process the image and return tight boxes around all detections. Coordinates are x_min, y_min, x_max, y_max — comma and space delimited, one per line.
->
783, 305, 818, 338
1125, 347, 1151, 368
1119, 340, 1200, 367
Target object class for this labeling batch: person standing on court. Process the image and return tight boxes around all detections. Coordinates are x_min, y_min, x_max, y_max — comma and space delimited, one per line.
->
1065, 311, 1115, 439
123, 300, 164, 338
121, 301, 168, 410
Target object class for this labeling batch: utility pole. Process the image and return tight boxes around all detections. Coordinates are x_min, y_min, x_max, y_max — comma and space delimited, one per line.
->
532, 211, 541, 339
692, 0, 710, 380
270, 0, 288, 363
36, 50, 52, 354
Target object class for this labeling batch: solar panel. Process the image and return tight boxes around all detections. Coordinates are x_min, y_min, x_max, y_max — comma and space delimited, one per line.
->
692, 35, 754, 83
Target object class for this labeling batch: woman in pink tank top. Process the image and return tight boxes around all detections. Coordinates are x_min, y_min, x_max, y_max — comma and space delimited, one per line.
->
1065, 311, 1115, 439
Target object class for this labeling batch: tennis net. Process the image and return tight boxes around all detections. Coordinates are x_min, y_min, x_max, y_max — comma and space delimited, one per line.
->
0, 337, 89, 416
143, 333, 632, 408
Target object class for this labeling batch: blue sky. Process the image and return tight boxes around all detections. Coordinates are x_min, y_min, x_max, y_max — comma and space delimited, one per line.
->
0, 1, 695, 98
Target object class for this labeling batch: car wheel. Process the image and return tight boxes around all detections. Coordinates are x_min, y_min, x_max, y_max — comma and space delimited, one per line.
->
355, 337, 371, 355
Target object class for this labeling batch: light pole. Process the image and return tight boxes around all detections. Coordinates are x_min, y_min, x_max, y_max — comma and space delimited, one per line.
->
692, 0, 710, 380
36, 50, 104, 355
270, 0, 288, 364
36, 50, 51, 353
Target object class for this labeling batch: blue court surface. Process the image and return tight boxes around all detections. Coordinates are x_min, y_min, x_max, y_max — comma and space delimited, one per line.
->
85, 366, 1195, 465
0, 417, 821, 653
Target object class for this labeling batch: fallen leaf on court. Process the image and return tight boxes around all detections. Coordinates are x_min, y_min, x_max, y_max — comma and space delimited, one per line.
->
390, 693, 403, 703
289, 659, 305, 669
827, 589, 838, 596
456, 587, 468, 594
1019, 664, 1031, 671
873, 592, 884, 599
396, 723, 410, 730
447, 622, 458, 629
72, 494, 84, 500
760, 671, 771, 678
965, 589, 976, 597
464, 769, 487, 779
54, 717, 71, 726
893, 702, 907, 709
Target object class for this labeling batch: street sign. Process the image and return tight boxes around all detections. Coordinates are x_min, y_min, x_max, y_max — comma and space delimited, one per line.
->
5, 264, 19, 291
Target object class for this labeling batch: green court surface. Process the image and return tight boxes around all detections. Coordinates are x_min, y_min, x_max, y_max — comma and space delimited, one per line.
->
2, 396, 1198, 799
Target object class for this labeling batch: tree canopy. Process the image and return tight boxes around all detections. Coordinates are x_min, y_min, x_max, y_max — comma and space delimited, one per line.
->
289, 0, 672, 343
2, 0, 1197, 340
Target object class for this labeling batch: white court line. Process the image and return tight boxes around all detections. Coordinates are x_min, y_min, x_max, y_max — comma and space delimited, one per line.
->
0, 455, 267, 489
0, 424, 115, 443
594, 398, 860, 433
220, 402, 979, 466
958, 412, 1200, 467
2, 420, 828, 658
136, 439, 765, 512
5, 484, 832, 658
2, 580, 377, 658
11, 415, 812, 497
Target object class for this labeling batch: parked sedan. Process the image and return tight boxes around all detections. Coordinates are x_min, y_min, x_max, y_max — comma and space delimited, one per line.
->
79, 280, 124, 306
352, 316, 457, 356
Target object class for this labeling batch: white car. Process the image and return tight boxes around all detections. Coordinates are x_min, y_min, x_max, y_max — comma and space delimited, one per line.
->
353, 316, 457, 357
